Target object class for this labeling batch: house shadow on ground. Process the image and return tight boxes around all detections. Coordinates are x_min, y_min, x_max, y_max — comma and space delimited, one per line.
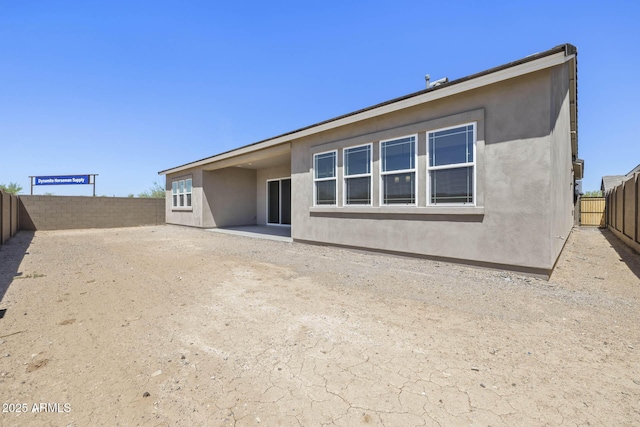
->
600, 228, 640, 280
0, 231, 35, 305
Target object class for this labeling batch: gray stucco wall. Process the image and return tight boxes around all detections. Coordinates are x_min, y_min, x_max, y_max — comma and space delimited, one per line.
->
165, 168, 204, 227
549, 62, 575, 268
166, 167, 258, 228
202, 167, 257, 228
290, 66, 567, 274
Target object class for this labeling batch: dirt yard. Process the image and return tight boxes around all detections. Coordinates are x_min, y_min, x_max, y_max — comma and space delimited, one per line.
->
0, 225, 638, 426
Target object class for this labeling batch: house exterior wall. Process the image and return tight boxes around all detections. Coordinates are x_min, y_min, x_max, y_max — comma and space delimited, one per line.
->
165, 161, 288, 228
256, 165, 291, 225
549, 62, 575, 267
290, 67, 566, 274
161, 55, 576, 275
201, 167, 257, 228
165, 168, 204, 227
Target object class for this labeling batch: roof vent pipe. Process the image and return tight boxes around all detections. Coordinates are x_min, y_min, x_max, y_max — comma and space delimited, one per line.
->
427, 77, 449, 88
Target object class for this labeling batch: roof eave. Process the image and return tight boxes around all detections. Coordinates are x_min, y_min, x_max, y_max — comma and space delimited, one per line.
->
159, 43, 578, 176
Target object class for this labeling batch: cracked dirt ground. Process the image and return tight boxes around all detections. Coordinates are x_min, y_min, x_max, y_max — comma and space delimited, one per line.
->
0, 225, 639, 426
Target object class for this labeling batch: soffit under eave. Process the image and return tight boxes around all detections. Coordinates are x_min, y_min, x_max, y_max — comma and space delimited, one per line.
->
200, 143, 291, 171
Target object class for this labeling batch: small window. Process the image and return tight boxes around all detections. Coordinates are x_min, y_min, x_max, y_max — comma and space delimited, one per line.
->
344, 144, 371, 205
172, 181, 178, 207
380, 136, 417, 205
186, 178, 192, 207
172, 177, 193, 208
427, 124, 475, 204
314, 151, 337, 205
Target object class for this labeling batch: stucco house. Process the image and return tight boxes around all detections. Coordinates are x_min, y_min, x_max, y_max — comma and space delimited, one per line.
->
159, 43, 580, 277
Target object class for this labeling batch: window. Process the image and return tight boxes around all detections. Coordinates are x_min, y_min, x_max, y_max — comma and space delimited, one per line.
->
314, 151, 337, 205
178, 180, 185, 206
380, 135, 417, 205
185, 178, 192, 206
427, 123, 475, 204
344, 144, 372, 205
172, 178, 192, 208
172, 181, 178, 207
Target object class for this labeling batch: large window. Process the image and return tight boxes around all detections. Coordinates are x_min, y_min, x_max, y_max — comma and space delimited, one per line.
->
310, 119, 479, 209
380, 135, 416, 205
343, 144, 372, 205
427, 123, 475, 204
314, 151, 337, 205
172, 178, 192, 208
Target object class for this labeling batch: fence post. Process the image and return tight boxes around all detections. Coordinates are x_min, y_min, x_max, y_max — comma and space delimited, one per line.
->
0, 190, 3, 245
636, 173, 639, 245
616, 186, 620, 231
622, 181, 626, 236
608, 191, 611, 227
609, 188, 616, 228
612, 189, 616, 230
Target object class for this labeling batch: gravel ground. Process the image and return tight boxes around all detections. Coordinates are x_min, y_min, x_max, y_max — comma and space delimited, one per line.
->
0, 225, 638, 426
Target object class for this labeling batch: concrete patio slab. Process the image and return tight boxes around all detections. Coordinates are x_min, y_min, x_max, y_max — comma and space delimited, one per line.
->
206, 225, 292, 242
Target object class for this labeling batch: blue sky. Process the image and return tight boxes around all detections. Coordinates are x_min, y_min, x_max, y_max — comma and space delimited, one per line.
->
1, 0, 638, 196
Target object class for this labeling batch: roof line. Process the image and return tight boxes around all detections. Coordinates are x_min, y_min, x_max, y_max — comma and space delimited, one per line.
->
159, 43, 576, 175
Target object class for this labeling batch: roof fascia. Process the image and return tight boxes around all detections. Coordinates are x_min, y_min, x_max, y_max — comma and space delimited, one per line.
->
160, 50, 571, 176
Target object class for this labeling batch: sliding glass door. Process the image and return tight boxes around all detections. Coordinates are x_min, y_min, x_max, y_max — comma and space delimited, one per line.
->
267, 178, 291, 225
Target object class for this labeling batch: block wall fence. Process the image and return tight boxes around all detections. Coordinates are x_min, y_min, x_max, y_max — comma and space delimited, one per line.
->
0, 194, 165, 246
606, 173, 640, 253
19, 196, 165, 231
0, 190, 20, 245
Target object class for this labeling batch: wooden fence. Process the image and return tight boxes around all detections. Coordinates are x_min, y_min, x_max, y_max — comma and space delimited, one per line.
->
580, 197, 606, 227
605, 173, 640, 253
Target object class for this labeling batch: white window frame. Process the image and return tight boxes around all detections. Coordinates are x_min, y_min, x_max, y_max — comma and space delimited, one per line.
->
426, 122, 476, 206
343, 143, 372, 206
185, 178, 192, 207
313, 150, 338, 206
172, 181, 178, 207
179, 180, 185, 207
171, 177, 193, 209
379, 134, 418, 206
